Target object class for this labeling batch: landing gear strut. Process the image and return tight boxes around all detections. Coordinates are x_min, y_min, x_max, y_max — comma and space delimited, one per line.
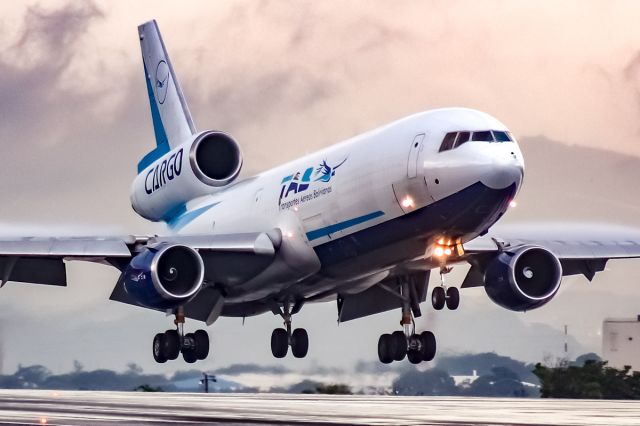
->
271, 301, 308, 358
377, 279, 436, 364
152, 308, 210, 364
432, 266, 460, 311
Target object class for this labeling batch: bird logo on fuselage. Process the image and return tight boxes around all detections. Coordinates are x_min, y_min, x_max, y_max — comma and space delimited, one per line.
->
315, 158, 347, 182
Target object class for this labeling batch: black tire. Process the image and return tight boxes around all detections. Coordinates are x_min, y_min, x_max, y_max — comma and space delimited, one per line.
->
446, 287, 460, 310
407, 349, 422, 364
391, 330, 407, 361
291, 328, 309, 358
377, 334, 393, 364
153, 333, 167, 364
194, 329, 210, 360
182, 347, 197, 363
419, 331, 436, 361
432, 286, 446, 310
271, 328, 289, 358
164, 330, 181, 360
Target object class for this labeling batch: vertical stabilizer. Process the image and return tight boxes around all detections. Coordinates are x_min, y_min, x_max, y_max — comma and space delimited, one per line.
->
138, 20, 196, 171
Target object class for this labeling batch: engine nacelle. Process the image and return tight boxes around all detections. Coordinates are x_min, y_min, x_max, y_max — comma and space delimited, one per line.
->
131, 131, 243, 221
484, 246, 562, 312
122, 243, 204, 310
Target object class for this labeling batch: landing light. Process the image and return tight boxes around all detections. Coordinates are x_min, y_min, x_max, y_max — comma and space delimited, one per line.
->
434, 247, 445, 257
401, 196, 415, 209
509, 200, 517, 208
39, 418, 48, 425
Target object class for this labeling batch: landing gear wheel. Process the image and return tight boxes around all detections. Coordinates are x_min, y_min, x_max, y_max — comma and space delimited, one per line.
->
407, 349, 422, 364
391, 330, 407, 361
163, 330, 181, 360
182, 341, 198, 364
152, 333, 167, 364
446, 287, 460, 310
432, 286, 446, 310
193, 329, 210, 360
291, 328, 309, 358
378, 334, 393, 364
419, 331, 436, 361
271, 328, 289, 358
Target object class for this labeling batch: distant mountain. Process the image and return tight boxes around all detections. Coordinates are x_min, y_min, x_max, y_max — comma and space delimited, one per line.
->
509, 135, 640, 224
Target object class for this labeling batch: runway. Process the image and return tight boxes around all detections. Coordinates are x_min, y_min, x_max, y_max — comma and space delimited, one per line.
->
0, 390, 639, 425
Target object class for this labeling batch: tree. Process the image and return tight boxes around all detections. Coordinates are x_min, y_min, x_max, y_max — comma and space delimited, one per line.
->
533, 360, 640, 399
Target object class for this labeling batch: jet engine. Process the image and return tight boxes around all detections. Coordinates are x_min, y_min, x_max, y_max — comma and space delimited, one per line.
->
122, 243, 204, 310
189, 131, 243, 187
131, 131, 243, 221
484, 246, 562, 312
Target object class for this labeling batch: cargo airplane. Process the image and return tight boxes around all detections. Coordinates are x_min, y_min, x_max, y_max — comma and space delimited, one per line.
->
4, 20, 640, 364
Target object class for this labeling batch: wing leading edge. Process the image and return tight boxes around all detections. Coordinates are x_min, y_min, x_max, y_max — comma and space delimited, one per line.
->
461, 223, 640, 287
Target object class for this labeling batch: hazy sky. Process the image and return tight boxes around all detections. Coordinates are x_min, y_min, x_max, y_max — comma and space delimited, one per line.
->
1, 1, 640, 376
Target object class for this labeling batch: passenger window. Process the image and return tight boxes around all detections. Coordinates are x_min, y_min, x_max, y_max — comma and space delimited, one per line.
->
492, 131, 511, 142
439, 132, 457, 152
471, 131, 494, 142
454, 131, 470, 147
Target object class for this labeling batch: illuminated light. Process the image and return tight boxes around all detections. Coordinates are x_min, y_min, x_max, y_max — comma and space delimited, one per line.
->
40, 418, 48, 425
438, 238, 445, 245
509, 200, 517, 208
293, 206, 299, 212
434, 247, 444, 257
286, 232, 294, 238
401, 196, 415, 209
444, 248, 452, 256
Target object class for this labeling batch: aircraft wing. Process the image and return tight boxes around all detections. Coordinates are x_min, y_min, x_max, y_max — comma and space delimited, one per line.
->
0, 232, 278, 287
461, 223, 640, 286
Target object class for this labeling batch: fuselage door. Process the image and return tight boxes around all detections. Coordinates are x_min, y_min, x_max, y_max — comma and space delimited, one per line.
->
407, 133, 425, 178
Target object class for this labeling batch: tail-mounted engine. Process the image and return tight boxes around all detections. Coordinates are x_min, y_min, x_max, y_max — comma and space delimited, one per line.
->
484, 246, 563, 312
121, 243, 204, 310
131, 131, 243, 221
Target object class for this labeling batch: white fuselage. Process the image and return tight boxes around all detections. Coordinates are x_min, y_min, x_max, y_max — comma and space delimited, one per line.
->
134, 107, 524, 307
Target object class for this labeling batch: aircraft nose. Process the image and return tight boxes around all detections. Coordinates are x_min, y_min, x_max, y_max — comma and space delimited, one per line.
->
481, 152, 524, 190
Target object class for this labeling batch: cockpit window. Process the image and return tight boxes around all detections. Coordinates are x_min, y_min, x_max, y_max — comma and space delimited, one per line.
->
492, 130, 512, 142
454, 131, 470, 147
471, 131, 494, 142
439, 129, 512, 153
439, 132, 457, 152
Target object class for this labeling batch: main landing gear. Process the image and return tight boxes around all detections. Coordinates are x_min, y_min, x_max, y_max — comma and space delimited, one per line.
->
152, 309, 210, 364
431, 266, 460, 311
270, 301, 308, 359
378, 279, 437, 364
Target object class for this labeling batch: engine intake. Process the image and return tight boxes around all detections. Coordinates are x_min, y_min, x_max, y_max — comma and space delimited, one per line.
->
190, 131, 242, 187
122, 243, 204, 310
484, 246, 562, 311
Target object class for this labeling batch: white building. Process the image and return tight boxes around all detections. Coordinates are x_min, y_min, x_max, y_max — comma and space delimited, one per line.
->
602, 316, 640, 371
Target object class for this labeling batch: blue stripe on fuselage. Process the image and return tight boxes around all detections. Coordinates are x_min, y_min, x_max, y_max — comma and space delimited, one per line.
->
306, 211, 385, 241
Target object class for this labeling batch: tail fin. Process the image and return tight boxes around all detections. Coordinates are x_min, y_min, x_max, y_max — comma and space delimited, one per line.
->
137, 20, 196, 172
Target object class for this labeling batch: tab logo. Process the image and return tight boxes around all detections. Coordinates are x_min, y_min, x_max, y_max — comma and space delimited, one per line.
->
278, 158, 347, 209
155, 60, 170, 104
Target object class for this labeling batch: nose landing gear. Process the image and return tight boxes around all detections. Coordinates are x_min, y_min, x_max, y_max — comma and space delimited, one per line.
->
152, 309, 210, 364
431, 264, 460, 311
